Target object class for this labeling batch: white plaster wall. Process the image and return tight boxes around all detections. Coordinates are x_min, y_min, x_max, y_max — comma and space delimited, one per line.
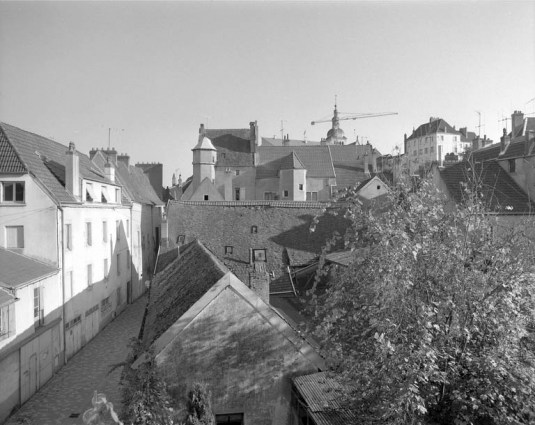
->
0, 174, 58, 266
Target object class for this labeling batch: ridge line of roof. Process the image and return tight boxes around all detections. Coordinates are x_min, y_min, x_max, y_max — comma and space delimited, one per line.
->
0, 124, 29, 173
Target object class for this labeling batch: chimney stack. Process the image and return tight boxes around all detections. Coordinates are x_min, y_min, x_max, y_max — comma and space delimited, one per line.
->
65, 142, 80, 199
511, 111, 524, 138
248, 262, 270, 304
283, 135, 290, 147
104, 161, 115, 183
199, 123, 205, 135
500, 128, 511, 154
117, 153, 130, 168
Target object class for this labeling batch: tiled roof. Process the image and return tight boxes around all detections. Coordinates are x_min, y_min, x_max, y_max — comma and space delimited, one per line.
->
0, 123, 111, 204
470, 143, 502, 161
257, 146, 336, 179
353, 177, 373, 193
142, 240, 228, 346
166, 202, 351, 296
293, 372, 357, 425
280, 151, 306, 170
204, 129, 254, 168
470, 138, 534, 162
332, 163, 369, 190
439, 161, 534, 214
92, 152, 163, 206
406, 118, 461, 141
0, 126, 26, 173
0, 248, 59, 288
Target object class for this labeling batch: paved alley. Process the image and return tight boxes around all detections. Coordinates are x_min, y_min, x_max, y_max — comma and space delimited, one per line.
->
5, 295, 147, 425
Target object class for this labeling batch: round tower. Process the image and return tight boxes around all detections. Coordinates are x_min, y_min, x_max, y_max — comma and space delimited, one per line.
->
192, 133, 217, 191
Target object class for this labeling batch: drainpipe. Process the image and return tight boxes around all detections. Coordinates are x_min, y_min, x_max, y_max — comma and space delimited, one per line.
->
58, 205, 67, 365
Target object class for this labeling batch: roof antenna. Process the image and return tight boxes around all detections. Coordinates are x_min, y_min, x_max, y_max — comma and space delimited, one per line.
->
475, 111, 482, 138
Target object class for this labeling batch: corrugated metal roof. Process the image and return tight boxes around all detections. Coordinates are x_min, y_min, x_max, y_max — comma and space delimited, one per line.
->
0, 248, 59, 288
293, 372, 357, 425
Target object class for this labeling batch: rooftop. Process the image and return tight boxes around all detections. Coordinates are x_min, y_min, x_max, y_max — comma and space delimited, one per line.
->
0, 248, 59, 289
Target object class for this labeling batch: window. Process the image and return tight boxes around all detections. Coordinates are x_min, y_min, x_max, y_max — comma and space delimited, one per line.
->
101, 186, 108, 203
177, 235, 185, 244
225, 246, 233, 255
101, 297, 111, 313
115, 188, 120, 203
104, 258, 109, 279
34, 287, 43, 326
264, 192, 276, 200
430, 146, 434, 153
86, 222, 92, 246
103, 221, 108, 242
252, 249, 267, 262
377, 185, 381, 190
509, 159, 516, 173
66, 271, 73, 299
235, 170, 240, 176
87, 264, 93, 286
306, 192, 318, 201
453, 136, 458, 141
1, 182, 24, 203
283, 190, 289, 198
116, 220, 120, 240
117, 253, 121, 275
86, 183, 94, 202
6, 226, 24, 249
216, 413, 244, 424
235, 188, 240, 201
440, 136, 444, 141
299, 184, 303, 190
126, 220, 130, 237
204, 195, 209, 200
66, 224, 72, 250
251, 225, 258, 234
0, 305, 12, 337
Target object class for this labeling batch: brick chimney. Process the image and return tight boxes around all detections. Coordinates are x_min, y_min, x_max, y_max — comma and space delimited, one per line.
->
117, 153, 130, 168
248, 263, 270, 304
65, 142, 80, 199
89, 148, 99, 160
511, 111, 524, 137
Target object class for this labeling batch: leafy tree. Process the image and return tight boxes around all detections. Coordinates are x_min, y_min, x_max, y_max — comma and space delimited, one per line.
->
185, 382, 215, 425
118, 338, 175, 425
312, 177, 535, 424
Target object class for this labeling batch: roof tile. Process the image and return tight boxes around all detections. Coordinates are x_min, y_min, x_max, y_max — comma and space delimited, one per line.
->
0, 248, 59, 288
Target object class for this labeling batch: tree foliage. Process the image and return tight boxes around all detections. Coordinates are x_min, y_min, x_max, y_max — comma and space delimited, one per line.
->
119, 338, 175, 425
313, 178, 535, 424
184, 382, 215, 425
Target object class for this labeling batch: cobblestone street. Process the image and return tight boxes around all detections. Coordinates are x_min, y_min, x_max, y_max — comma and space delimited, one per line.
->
5, 295, 147, 425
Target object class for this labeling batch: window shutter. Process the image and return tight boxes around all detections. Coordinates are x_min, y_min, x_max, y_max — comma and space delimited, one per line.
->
8, 302, 16, 336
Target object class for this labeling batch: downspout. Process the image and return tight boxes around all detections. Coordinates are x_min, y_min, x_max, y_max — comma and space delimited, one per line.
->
58, 205, 67, 365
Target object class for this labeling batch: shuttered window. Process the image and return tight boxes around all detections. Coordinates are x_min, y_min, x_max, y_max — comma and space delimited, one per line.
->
6, 226, 24, 248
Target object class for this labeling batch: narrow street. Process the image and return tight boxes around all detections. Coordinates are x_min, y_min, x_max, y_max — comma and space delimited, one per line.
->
5, 295, 147, 425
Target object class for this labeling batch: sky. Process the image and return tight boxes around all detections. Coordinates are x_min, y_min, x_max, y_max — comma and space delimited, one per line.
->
1, 1, 534, 187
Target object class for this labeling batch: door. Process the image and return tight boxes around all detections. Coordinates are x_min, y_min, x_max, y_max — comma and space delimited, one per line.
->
28, 354, 38, 399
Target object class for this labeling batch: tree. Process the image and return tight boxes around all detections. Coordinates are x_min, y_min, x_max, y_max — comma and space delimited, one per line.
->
118, 338, 175, 425
312, 177, 535, 424
185, 382, 215, 425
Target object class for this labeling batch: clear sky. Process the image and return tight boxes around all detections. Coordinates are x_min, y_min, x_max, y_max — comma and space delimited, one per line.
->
1, 1, 534, 187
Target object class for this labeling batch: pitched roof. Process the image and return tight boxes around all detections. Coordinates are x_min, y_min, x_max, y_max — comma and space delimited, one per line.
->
204, 128, 254, 167
166, 201, 351, 296
512, 117, 535, 138
470, 137, 534, 162
261, 137, 322, 147
0, 123, 112, 204
142, 240, 228, 346
0, 126, 26, 173
280, 151, 306, 170
257, 146, 335, 179
439, 161, 534, 214
0, 287, 15, 308
92, 152, 163, 206
406, 118, 461, 141
0, 248, 59, 289
292, 372, 357, 425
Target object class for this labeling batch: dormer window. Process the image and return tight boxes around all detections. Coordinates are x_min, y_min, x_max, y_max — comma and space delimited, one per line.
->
252, 249, 267, 263
251, 226, 258, 234
177, 235, 185, 244
509, 159, 516, 173
225, 246, 233, 255
86, 183, 94, 202
235, 170, 240, 176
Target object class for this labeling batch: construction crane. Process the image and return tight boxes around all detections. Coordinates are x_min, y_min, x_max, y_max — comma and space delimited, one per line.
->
311, 111, 398, 125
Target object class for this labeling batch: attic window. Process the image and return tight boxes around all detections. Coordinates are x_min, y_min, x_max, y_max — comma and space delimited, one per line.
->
235, 170, 240, 176
509, 159, 516, 173
225, 246, 233, 255
251, 226, 258, 234
377, 185, 381, 190
299, 184, 303, 190
204, 195, 209, 200
86, 183, 94, 202
177, 235, 185, 244
221, 153, 226, 159
252, 249, 267, 263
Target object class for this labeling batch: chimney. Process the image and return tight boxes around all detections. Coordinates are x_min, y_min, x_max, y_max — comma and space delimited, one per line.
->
472, 138, 480, 152
511, 111, 524, 138
117, 153, 130, 168
199, 123, 205, 135
103, 148, 118, 164
65, 142, 80, 199
283, 135, 290, 147
89, 148, 99, 161
248, 262, 270, 304
104, 161, 115, 183
459, 127, 467, 138
500, 128, 511, 154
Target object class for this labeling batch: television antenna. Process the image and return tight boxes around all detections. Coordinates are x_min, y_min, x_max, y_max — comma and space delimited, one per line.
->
200, 114, 212, 127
